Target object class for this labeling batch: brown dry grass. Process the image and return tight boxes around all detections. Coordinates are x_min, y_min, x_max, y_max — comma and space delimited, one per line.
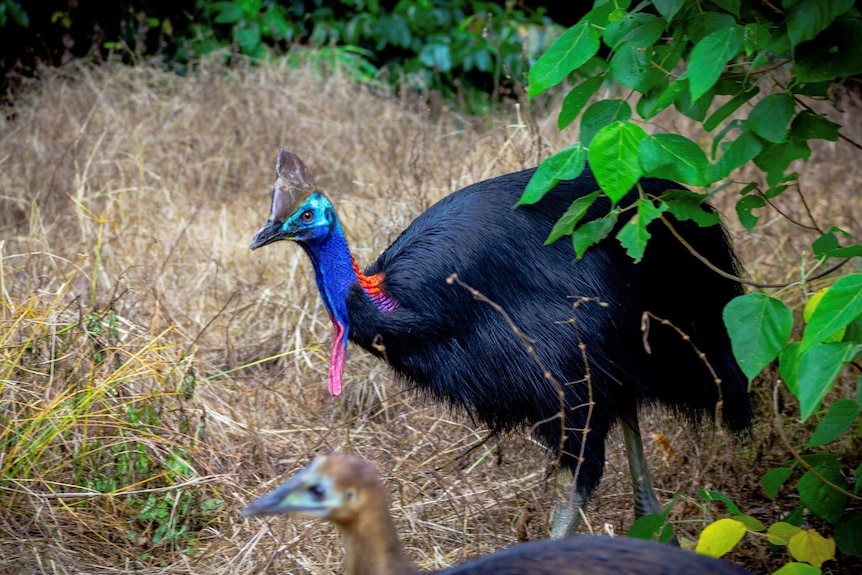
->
0, 57, 860, 575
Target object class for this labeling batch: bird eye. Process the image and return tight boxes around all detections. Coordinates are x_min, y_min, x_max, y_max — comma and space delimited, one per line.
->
307, 484, 326, 501
300, 210, 314, 222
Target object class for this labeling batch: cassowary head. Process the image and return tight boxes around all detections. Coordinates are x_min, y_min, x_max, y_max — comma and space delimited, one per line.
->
250, 148, 340, 249
241, 453, 381, 526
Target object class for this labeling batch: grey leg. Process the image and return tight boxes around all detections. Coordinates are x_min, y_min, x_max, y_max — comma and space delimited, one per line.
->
550, 467, 588, 538
620, 404, 664, 518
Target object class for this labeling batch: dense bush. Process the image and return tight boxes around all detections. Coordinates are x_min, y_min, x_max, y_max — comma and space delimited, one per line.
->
0, 0, 561, 109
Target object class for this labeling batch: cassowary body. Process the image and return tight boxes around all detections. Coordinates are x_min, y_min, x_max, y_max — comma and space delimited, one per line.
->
251, 149, 751, 536
242, 452, 755, 575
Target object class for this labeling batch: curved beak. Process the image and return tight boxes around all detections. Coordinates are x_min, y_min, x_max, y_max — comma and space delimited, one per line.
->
250, 218, 287, 250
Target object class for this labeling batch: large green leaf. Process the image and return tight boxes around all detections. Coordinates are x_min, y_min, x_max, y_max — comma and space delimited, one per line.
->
544, 192, 601, 245
801, 274, 862, 353
747, 93, 796, 143
796, 342, 857, 420
784, 0, 854, 49
807, 398, 860, 447
519, 144, 587, 205
639, 134, 710, 185
753, 139, 811, 188
723, 293, 793, 382
589, 122, 648, 203
797, 455, 848, 524
528, 21, 601, 97
689, 25, 744, 102
580, 99, 632, 147
616, 198, 668, 262
558, 75, 605, 130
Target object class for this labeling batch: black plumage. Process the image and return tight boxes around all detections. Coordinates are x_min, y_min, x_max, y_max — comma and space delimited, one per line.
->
242, 452, 755, 575
250, 149, 752, 535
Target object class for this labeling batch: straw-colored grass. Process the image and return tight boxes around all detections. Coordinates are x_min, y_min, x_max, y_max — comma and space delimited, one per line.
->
1, 56, 860, 575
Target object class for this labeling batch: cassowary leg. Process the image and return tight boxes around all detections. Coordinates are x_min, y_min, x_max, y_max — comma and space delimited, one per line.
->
550, 467, 587, 538
620, 404, 663, 518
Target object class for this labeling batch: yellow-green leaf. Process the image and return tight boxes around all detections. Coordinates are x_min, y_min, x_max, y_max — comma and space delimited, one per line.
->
787, 529, 836, 568
695, 518, 747, 558
767, 521, 802, 546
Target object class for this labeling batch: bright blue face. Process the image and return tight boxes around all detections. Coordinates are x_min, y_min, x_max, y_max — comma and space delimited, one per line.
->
278, 192, 337, 243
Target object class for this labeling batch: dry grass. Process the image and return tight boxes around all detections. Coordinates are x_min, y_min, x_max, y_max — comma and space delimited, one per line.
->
0, 56, 860, 575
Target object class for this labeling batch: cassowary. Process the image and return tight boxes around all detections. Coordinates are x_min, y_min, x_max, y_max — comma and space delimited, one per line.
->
242, 452, 755, 575
250, 149, 751, 537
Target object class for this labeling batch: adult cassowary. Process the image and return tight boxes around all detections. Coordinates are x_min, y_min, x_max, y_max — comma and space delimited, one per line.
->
250, 149, 751, 537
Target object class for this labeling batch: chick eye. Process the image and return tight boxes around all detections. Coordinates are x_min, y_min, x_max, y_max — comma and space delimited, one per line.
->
307, 484, 326, 501
300, 210, 314, 222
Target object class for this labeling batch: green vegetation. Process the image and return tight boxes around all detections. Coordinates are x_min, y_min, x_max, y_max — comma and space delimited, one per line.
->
527, 0, 862, 571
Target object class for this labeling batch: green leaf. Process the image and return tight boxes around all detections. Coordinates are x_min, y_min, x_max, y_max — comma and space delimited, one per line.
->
604, 13, 665, 49
545, 192, 601, 245
772, 562, 823, 575
572, 212, 618, 259
743, 23, 772, 55
835, 511, 862, 557
616, 199, 668, 262
747, 93, 796, 144
559, 75, 605, 130
236, 25, 262, 55
703, 86, 760, 132
788, 528, 837, 568
675, 83, 715, 122
794, 16, 862, 82
519, 144, 588, 205
735, 194, 765, 230
637, 80, 686, 119
723, 293, 793, 382
628, 513, 675, 542
213, 2, 244, 24
807, 399, 861, 447
584, 0, 633, 28
732, 514, 766, 532
791, 111, 841, 142
685, 11, 737, 44
768, 521, 803, 546
762, 467, 793, 499
653, 0, 686, 23
753, 139, 811, 188
589, 122, 648, 203
698, 489, 741, 514
784, 0, 854, 49
713, 129, 764, 179
689, 25, 744, 102
660, 189, 720, 227
713, 0, 741, 16
797, 342, 857, 420
580, 100, 632, 147
695, 518, 747, 558
529, 21, 601, 97
812, 227, 862, 259
639, 134, 710, 185
610, 42, 651, 90
801, 274, 862, 353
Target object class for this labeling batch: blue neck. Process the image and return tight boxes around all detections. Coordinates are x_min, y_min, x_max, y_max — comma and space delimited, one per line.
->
301, 224, 357, 341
